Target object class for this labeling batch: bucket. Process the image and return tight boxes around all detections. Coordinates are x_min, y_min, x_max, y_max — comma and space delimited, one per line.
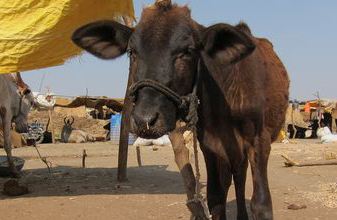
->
110, 114, 136, 145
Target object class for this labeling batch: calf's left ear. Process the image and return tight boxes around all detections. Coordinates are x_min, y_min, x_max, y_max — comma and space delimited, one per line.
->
201, 23, 255, 64
72, 20, 133, 59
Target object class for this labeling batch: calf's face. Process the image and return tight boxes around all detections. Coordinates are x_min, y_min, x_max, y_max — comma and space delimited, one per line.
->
72, 5, 255, 138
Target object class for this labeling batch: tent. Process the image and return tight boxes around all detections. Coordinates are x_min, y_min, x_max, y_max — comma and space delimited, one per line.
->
285, 104, 309, 128
0, 0, 134, 73
303, 99, 337, 112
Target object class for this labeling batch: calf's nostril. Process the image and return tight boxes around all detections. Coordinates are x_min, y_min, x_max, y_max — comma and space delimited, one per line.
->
133, 110, 159, 130
147, 112, 159, 127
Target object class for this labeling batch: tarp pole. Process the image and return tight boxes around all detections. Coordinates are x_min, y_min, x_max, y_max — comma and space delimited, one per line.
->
117, 66, 134, 182
48, 110, 56, 144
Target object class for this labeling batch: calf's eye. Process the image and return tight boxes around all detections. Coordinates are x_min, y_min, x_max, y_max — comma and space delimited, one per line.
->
179, 47, 196, 59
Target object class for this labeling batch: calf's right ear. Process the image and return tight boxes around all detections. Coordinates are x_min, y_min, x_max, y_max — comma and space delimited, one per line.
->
201, 23, 255, 64
72, 20, 133, 59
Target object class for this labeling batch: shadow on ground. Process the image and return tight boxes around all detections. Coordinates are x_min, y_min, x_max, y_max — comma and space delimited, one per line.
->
0, 165, 255, 219
0, 165, 187, 199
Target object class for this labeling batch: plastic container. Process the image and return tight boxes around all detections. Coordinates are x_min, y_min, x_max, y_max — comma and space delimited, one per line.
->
0, 156, 25, 177
110, 114, 136, 145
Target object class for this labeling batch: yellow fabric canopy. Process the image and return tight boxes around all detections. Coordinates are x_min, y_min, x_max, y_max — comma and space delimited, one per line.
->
0, 0, 134, 74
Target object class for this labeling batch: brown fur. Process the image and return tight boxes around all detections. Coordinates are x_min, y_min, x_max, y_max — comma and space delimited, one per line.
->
137, 4, 192, 50
197, 22, 289, 219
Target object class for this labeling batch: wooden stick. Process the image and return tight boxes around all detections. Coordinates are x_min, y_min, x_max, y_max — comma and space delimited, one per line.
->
117, 62, 136, 182
48, 109, 56, 144
281, 154, 337, 167
82, 149, 87, 168
136, 146, 142, 167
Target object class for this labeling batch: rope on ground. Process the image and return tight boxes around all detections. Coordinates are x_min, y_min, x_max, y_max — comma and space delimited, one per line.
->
33, 141, 52, 173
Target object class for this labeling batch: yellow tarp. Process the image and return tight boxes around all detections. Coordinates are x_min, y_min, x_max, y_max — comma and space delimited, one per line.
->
0, 0, 134, 73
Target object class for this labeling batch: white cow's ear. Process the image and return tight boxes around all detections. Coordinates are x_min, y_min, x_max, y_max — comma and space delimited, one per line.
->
72, 20, 133, 59
201, 23, 255, 64
17, 88, 30, 96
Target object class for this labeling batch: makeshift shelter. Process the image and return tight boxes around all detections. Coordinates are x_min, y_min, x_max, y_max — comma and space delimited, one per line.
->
0, 0, 134, 73
305, 99, 337, 132
55, 96, 124, 119
305, 99, 337, 111
285, 104, 309, 129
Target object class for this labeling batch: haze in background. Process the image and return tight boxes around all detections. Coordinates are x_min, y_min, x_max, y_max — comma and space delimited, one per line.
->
24, 0, 337, 101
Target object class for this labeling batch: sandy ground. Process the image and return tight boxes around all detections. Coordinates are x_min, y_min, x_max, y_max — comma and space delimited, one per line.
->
1, 139, 337, 220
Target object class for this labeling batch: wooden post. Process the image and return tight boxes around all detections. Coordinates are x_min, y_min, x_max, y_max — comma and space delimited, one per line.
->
48, 109, 55, 144
136, 146, 142, 167
315, 91, 322, 128
117, 65, 135, 182
82, 149, 87, 168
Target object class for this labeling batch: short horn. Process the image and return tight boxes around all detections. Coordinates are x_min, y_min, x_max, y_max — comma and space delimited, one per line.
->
155, 0, 171, 4
155, 0, 172, 8
63, 117, 68, 125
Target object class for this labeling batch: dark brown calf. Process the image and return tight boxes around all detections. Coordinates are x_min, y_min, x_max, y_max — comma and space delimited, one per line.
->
72, 1, 289, 219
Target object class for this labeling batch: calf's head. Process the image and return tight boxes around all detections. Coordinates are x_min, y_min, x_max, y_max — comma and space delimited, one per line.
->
72, 2, 255, 138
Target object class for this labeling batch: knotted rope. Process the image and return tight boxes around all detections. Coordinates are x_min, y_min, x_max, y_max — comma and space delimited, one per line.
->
129, 79, 197, 123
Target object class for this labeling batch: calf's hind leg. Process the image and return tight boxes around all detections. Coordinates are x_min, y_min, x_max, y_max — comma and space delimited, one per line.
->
247, 131, 273, 220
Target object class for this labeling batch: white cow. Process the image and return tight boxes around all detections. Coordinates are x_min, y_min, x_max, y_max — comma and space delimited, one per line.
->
61, 116, 94, 143
0, 73, 35, 176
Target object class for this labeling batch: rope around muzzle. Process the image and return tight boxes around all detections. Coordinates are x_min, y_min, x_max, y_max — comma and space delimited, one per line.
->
129, 79, 195, 120
129, 79, 212, 219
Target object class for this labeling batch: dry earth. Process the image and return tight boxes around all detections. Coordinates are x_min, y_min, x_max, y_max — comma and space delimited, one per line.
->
0, 139, 337, 220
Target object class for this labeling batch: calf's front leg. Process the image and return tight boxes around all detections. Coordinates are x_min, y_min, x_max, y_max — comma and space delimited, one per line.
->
247, 131, 273, 220
169, 124, 208, 220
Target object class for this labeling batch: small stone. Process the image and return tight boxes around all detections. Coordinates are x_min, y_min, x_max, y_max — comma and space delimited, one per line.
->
287, 203, 307, 210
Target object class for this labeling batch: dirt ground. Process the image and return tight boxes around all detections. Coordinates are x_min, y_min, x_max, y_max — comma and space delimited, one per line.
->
1, 139, 337, 220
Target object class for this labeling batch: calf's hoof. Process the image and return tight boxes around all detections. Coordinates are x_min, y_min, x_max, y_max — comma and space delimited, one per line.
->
190, 215, 210, 220
251, 204, 273, 220
187, 200, 210, 220
210, 205, 222, 220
